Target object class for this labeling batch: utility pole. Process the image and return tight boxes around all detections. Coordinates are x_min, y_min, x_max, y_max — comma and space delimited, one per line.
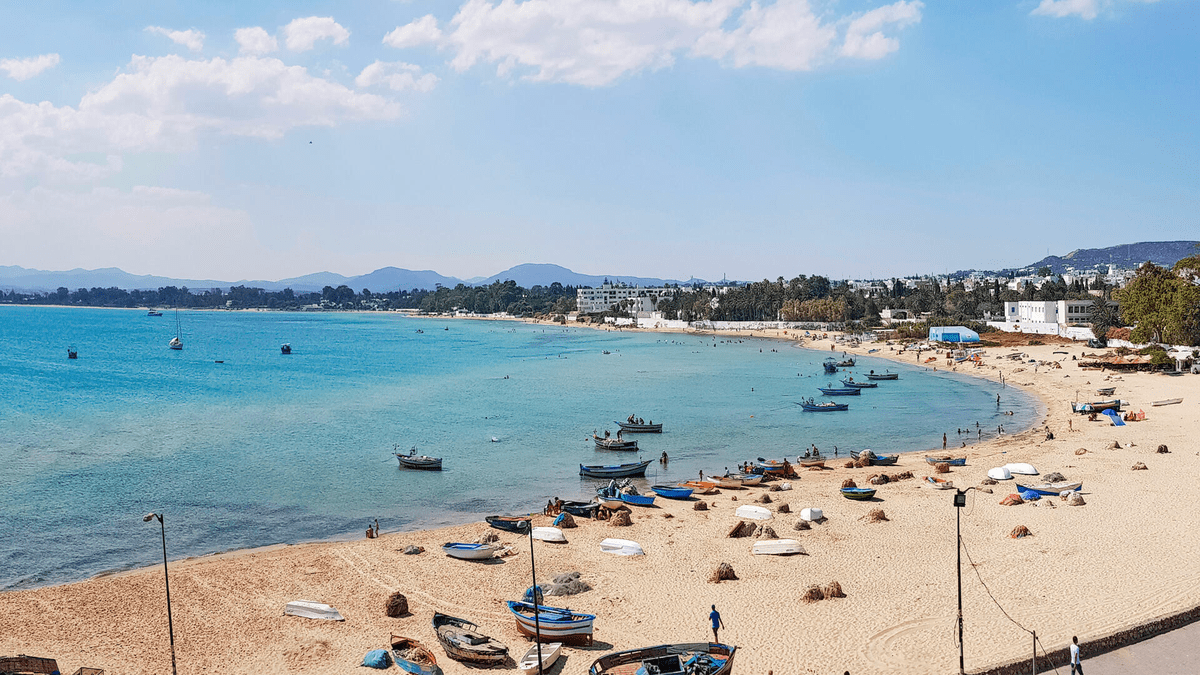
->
954, 488, 973, 675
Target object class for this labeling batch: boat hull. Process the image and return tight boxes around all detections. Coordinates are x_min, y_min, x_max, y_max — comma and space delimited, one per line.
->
579, 460, 652, 478
841, 487, 877, 500
594, 438, 639, 451
819, 387, 862, 396
486, 516, 529, 533
1016, 481, 1082, 496
865, 373, 899, 380
851, 451, 899, 466
925, 456, 967, 466
799, 402, 849, 411
841, 379, 877, 388
391, 636, 441, 675
651, 485, 694, 499
615, 421, 662, 433
752, 539, 805, 555
599, 538, 644, 556
679, 481, 717, 494
433, 613, 508, 664
589, 643, 736, 675
442, 543, 495, 560
397, 453, 443, 470
561, 501, 600, 518
518, 643, 562, 674
507, 601, 595, 645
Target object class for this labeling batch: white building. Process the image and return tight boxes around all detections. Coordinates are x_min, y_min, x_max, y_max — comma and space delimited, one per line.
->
1000, 299, 1117, 327
576, 282, 677, 314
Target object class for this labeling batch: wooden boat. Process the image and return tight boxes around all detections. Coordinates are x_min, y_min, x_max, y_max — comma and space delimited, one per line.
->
798, 456, 825, 468
1016, 480, 1082, 497
1096, 386, 1116, 396
518, 642, 563, 674
925, 476, 955, 490
391, 635, 441, 675
486, 515, 530, 533
709, 475, 745, 489
865, 372, 899, 380
599, 538, 644, 556
597, 483, 656, 507
819, 386, 862, 396
285, 600, 345, 621
1152, 398, 1183, 406
798, 399, 849, 412
841, 378, 877, 388
678, 480, 717, 494
615, 420, 663, 433
851, 450, 899, 466
579, 460, 652, 478
752, 539, 805, 556
836, 358, 856, 367
594, 434, 639, 451
588, 643, 736, 675
1071, 399, 1121, 414
823, 358, 839, 373
748, 462, 788, 476
441, 543, 496, 560
396, 446, 443, 470
506, 601, 595, 644
651, 485, 694, 499
433, 613, 508, 664
561, 501, 600, 518
925, 456, 967, 466
731, 472, 762, 486
841, 487, 877, 500
734, 505, 771, 520
531, 527, 566, 543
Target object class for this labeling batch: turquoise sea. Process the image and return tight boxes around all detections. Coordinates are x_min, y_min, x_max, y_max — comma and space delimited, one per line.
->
0, 307, 1039, 589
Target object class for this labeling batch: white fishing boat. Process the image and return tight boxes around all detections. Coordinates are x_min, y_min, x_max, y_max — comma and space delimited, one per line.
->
518, 642, 563, 674
1003, 463, 1039, 475
284, 600, 344, 621
800, 507, 823, 522
734, 505, 772, 521
987, 467, 1013, 481
1152, 398, 1183, 406
599, 538, 644, 556
168, 308, 183, 350
531, 526, 566, 543
442, 543, 496, 560
752, 539, 806, 556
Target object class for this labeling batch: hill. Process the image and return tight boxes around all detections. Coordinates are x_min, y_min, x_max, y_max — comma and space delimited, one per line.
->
1023, 241, 1199, 275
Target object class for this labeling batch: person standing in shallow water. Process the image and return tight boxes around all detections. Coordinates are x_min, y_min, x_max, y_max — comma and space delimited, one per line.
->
709, 604, 724, 642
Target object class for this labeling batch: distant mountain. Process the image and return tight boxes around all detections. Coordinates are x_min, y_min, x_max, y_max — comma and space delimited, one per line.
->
348, 267, 461, 292
475, 263, 707, 288
0, 265, 238, 293
1022, 241, 1199, 275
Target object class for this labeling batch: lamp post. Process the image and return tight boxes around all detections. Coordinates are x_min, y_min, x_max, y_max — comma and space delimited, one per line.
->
519, 519, 544, 674
953, 488, 974, 675
143, 512, 178, 675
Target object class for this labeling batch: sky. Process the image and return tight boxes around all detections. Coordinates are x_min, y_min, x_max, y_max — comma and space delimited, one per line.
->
0, 0, 1196, 283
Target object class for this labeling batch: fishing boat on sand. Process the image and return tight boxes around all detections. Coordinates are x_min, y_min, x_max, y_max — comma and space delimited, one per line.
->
712, 473, 762, 489
798, 454, 826, 468
518, 642, 563, 675
588, 643, 736, 675
1015, 480, 1082, 497
597, 480, 655, 506
561, 501, 601, 518
819, 386, 862, 396
1096, 386, 1116, 396
615, 420, 663, 433
752, 539, 805, 556
485, 515, 530, 533
709, 475, 746, 489
678, 480, 717, 494
579, 460, 652, 478
925, 476, 955, 490
1151, 398, 1183, 406
865, 371, 899, 380
433, 613, 508, 664
841, 487, 878, 500
395, 446, 443, 470
441, 543, 496, 560
925, 456, 967, 466
531, 527, 567, 543
506, 601, 596, 644
798, 399, 849, 412
391, 635, 441, 675
1071, 399, 1122, 414
841, 378, 877, 388
851, 450, 899, 466
651, 485, 694, 499
594, 433, 639, 451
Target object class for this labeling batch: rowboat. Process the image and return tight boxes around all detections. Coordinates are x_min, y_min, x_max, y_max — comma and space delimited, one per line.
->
841, 487, 877, 500
730, 472, 762, 486
615, 420, 663, 433
1016, 481, 1082, 497
284, 600, 344, 621
441, 543, 496, 560
925, 476, 955, 490
531, 527, 566, 543
798, 456, 825, 468
1003, 463, 1039, 475
836, 358, 856, 367
1071, 399, 1122, 414
433, 613, 508, 664
734, 505, 772, 520
561, 501, 600, 518
798, 400, 849, 412
851, 450, 899, 466
865, 372, 899, 380
1152, 398, 1183, 406
1096, 387, 1116, 396
599, 538, 644, 556
841, 378, 878, 388
651, 485, 695, 499
819, 386, 861, 396
748, 462, 788, 476
579, 460, 652, 478
507, 601, 596, 644
594, 434, 639, 451
390, 635, 440, 675
395, 446, 443, 471
678, 480, 717, 494
617, 492, 655, 507
709, 475, 745, 489
588, 643, 736, 675
486, 515, 529, 533
925, 456, 967, 466
752, 539, 805, 555
518, 642, 563, 674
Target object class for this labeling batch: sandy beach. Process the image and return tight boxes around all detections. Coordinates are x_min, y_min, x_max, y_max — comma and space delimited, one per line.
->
3, 328, 1197, 675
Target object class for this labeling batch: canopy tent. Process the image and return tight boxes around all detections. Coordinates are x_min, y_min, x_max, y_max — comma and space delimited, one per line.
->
929, 326, 980, 343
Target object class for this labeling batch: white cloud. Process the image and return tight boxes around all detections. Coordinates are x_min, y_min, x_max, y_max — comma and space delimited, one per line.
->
283, 16, 351, 52
356, 61, 439, 92
0, 55, 401, 180
396, 0, 922, 87
0, 54, 61, 81
841, 1, 923, 60
383, 15, 444, 49
235, 27, 279, 55
1031, 0, 1099, 19
145, 26, 206, 52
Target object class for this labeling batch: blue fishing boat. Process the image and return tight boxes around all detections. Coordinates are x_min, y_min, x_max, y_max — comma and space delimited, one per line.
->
798, 399, 849, 412
589, 643, 736, 675
841, 487, 877, 500
840, 378, 877, 388
851, 450, 899, 466
819, 386, 861, 396
650, 485, 694, 499
390, 635, 441, 675
597, 481, 656, 506
925, 456, 967, 466
506, 601, 596, 645
485, 515, 531, 533
561, 501, 600, 518
823, 357, 838, 374
579, 459, 653, 478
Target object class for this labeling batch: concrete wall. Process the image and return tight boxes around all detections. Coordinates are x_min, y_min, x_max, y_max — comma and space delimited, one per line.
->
986, 321, 1097, 341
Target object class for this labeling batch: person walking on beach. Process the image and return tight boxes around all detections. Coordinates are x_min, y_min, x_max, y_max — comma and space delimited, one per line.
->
1069, 636, 1083, 675
709, 605, 724, 643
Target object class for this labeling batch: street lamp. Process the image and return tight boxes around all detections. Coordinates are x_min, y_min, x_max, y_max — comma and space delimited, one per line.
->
143, 512, 178, 675
518, 519, 544, 674
952, 488, 974, 675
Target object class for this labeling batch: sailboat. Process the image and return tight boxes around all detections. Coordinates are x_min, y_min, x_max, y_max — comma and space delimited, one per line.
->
168, 309, 183, 350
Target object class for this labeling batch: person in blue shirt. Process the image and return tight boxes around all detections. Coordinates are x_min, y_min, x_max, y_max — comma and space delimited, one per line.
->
709, 605, 724, 643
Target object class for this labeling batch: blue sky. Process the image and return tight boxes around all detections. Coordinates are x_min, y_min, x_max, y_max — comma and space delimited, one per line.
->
0, 0, 1195, 282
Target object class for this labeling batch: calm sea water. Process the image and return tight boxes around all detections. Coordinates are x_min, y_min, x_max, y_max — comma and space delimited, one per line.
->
0, 307, 1038, 589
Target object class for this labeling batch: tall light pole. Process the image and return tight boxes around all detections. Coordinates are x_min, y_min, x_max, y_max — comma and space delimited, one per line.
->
953, 488, 974, 675
519, 520, 544, 674
144, 512, 178, 675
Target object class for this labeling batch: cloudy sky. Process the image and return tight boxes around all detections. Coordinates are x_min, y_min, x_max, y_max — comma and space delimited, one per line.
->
1, 0, 1195, 282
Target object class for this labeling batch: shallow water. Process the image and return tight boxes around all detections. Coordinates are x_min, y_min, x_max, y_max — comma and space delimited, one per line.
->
0, 307, 1038, 589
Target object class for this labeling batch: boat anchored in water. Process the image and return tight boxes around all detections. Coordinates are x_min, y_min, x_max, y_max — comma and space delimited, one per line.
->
395, 445, 443, 470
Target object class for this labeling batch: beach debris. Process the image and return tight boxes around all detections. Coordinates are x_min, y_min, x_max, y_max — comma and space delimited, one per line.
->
1067, 493, 1087, 506
1010, 525, 1032, 539
385, 591, 410, 618
547, 572, 592, 596
768, 484, 782, 492
1044, 472, 1066, 483
1042, 499, 1056, 508
1157, 444, 1170, 454
869, 474, 889, 486
934, 462, 951, 474
727, 521, 754, 538
978, 488, 993, 494
495, 545, 518, 557
801, 585, 826, 603
777, 503, 791, 514
756, 494, 773, 504
710, 562, 738, 583
981, 477, 998, 485
841, 479, 857, 489
888, 471, 914, 481
694, 501, 709, 511
609, 511, 633, 527
1132, 462, 1148, 470
1076, 447, 1089, 455
854, 456, 872, 469
778, 482, 793, 491
1109, 440, 1121, 449
862, 509, 889, 523
756, 525, 779, 539
475, 532, 499, 544
730, 496, 738, 502
823, 580, 846, 598
555, 512, 577, 528
663, 513, 674, 519
793, 520, 811, 531
402, 545, 424, 555
843, 460, 856, 469
999, 494, 1024, 506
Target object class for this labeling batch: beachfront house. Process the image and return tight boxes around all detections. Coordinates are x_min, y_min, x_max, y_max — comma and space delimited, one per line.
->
987, 299, 1119, 340
928, 326, 981, 343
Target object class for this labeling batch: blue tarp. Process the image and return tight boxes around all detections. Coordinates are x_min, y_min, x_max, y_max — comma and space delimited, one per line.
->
928, 326, 980, 343
1102, 408, 1126, 426
362, 649, 391, 669
1019, 490, 1040, 501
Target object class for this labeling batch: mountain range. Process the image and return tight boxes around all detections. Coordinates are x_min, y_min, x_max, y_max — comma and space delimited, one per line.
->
1020, 241, 1199, 275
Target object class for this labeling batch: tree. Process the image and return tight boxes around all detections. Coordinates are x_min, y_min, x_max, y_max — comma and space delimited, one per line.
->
1088, 297, 1120, 345
1115, 263, 1200, 345
1037, 266, 1052, 277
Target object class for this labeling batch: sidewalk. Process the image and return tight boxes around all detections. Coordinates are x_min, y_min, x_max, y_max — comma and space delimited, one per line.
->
1080, 620, 1200, 675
